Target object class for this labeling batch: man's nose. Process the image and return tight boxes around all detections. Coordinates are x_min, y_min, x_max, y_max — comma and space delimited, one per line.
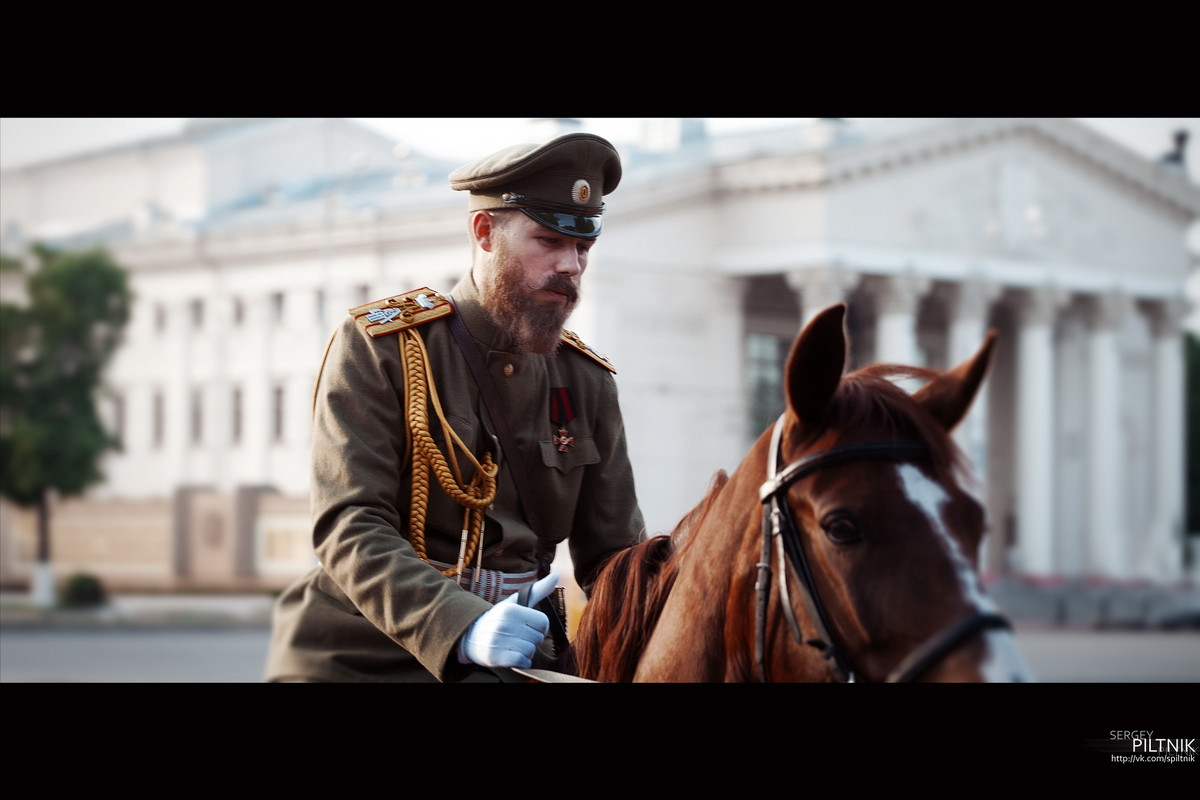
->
556, 250, 584, 276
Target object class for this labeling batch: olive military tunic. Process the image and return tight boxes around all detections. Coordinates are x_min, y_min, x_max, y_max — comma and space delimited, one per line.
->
265, 275, 645, 682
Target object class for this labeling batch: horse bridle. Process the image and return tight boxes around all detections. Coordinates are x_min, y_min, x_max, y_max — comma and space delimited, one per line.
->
755, 415, 1012, 683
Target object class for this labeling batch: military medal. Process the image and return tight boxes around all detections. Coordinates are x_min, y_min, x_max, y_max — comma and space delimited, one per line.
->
553, 428, 575, 452
549, 387, 576, 452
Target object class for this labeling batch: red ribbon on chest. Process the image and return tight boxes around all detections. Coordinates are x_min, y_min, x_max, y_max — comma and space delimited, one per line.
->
549, 387, 576, 452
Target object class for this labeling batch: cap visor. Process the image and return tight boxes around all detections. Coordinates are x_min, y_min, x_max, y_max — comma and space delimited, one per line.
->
522, 209, 603, 238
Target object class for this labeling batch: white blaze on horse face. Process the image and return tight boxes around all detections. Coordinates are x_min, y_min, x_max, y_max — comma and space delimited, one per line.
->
896, 464, 1035, 682
896, 464, 989, 607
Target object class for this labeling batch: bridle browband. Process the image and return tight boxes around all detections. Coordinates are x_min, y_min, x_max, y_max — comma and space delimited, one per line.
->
754, 415, 1011, 683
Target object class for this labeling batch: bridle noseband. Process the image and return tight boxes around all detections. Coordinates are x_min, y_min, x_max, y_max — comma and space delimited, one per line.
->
754, 416, 1011, 683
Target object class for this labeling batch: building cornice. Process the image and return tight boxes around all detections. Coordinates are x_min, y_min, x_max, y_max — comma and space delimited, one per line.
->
712, 240, 1186, 301
113, 202, 463, 272
711, 118, 1200, 220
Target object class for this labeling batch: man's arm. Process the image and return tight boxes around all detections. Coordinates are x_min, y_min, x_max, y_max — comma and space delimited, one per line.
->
568, 372, 646, 594
310, 317, 492, 680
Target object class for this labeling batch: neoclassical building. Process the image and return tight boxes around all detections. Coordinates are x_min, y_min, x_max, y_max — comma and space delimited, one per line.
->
2, 117, 1197, 598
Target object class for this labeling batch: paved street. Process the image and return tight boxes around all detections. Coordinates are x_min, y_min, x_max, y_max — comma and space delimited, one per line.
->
1, 627, 271, 682
1, 620, 1196, 683
1014, 625, 1199, 682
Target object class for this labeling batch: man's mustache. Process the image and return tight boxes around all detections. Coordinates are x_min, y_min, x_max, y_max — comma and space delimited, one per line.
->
532, 275, 580, 304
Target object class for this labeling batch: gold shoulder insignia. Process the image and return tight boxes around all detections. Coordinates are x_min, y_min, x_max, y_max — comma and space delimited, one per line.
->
349, 288, 452, 338
561, 329, 617, 374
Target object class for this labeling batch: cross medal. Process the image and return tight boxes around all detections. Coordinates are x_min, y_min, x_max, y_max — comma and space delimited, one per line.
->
549, 387, 576, 453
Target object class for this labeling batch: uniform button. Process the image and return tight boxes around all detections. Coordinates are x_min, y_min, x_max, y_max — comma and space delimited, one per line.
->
504, 363, 515, 377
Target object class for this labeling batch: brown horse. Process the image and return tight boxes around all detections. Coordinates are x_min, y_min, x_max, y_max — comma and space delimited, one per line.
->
573, 303, 1032, 682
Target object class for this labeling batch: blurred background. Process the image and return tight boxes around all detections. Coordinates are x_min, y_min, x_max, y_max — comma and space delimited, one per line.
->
1, 117, 1197, 682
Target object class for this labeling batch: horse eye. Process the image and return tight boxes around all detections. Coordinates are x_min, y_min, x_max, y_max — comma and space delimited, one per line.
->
821, 514, 862, 545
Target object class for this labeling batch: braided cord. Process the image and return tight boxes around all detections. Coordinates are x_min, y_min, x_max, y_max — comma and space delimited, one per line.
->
400, 329, 498, 576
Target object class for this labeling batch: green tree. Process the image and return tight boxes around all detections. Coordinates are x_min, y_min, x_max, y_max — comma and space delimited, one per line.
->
0, 246, 132, 606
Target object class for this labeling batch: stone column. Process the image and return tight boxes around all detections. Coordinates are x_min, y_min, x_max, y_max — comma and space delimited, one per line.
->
1013, 286, 1066, 577
209, 289, 235, 490
942, 280, 1002, 568
708, 275, 752, 496
872, 273, 931, 366
1141, 298, 1187, 581
1083, 292, 1127, 579
787, 266, 861, 329
243, 290, 274, 481
945, 279, 1001, 435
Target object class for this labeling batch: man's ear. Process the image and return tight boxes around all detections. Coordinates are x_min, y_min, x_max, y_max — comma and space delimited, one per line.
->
471, 211, 496, 253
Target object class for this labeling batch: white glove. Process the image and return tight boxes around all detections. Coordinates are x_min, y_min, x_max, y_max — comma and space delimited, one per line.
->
457, 573, 559, 669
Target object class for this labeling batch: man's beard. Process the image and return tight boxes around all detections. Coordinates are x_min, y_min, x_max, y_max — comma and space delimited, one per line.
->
480, 244, 579, 355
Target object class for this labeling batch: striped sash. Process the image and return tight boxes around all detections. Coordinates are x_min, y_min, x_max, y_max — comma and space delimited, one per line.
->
429, 559, 539, 604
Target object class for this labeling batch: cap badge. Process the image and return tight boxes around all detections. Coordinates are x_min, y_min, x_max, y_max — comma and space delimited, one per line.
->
572, 179, 592, 205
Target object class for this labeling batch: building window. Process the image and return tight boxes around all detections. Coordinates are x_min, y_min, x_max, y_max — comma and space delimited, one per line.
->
746, 332, 787, 440
232, 297, 244, 326
190, 387, 204, 445
355, 284, 370, 306
272, 384, 285, 443
190, 299, 204, 330
315, 289, 326, 324
271, 292, 285, 325
742, 275, 801, 442
152, 391, 165, 448
154, 303, 167, 333
231, 386, 243, 445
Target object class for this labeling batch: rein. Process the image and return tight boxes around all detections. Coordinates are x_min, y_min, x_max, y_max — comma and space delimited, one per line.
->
754, 416, 1011, 683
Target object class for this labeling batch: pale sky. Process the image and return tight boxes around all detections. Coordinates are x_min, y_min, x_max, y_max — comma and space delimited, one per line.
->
2, 117, 1198, 183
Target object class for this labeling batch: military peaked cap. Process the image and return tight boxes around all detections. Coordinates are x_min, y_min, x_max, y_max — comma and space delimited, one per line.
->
449, 132, 622, 238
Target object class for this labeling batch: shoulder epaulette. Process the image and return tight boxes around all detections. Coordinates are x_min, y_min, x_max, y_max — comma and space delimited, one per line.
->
349, 288, 452, 338
561, 329, 617, 374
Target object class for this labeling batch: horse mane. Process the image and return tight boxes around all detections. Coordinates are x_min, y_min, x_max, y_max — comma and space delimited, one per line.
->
573, 470, 729, 682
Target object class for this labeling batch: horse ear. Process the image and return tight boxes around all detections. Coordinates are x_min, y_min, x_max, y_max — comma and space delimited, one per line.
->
913, 330, 997, 431
785, 303, 847, 435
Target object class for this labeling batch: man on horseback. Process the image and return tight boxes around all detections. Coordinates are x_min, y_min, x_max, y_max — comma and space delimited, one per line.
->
265, 132, 646, 682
